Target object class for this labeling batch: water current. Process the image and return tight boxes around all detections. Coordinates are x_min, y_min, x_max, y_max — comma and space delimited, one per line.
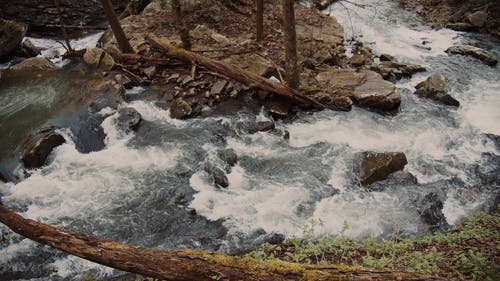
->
0, 1, 499, 279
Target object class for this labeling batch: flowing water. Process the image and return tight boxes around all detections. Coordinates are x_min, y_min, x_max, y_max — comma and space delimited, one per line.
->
1, 1, 499, 280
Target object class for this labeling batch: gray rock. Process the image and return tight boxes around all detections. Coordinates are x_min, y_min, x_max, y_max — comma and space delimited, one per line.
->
83, 48, 115, 70
8, 57, 57, 73
415, 74, 459, 107
170, 98, 193, 119
217, 149, 238, 167
117, 107, 142, 132
356, 151, 408, 185
22, 127, 66, 169
467, 10, 488, 28
0, 18, 27, 58
446, 45, 497, 66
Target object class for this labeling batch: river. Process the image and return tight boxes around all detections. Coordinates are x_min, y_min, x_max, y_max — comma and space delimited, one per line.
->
0, 0, 499, 280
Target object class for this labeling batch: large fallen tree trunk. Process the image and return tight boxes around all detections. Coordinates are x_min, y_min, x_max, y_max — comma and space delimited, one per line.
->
0, 203, 455, 281
145, 33, 326, 110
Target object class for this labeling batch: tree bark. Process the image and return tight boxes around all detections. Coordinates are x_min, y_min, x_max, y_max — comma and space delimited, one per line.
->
146, 33, 325, 109
0, 203, 455, 281
256, 0, 264, 41
98, 0, 135, 53
171, 0, 192, 50
282, 0, 299, 90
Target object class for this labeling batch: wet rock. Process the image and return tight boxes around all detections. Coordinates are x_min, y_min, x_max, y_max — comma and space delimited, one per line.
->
367, 171, 417, 191
114, 74, 134, 89
22, 127, 66, 169
445, 22, 477, 32
350, 54, 366, 67
446, 45, 497, 66
0, 18, 27, 58
246, 121, 275, 134
268, 128, 290, 140
467, 10, 488, 28
117, 107, 142, 132
379, 53, 394, 62
356, 151, 408, 185
83, 48, 115, 70
0, 172, 6, 183
170, 98, 193, 119
353, 70, 401, 112
266, 96, 290, 118
414, 74, 459, 107
217, 149, 238, 167
17, 38, 41, 58
483, 133, 500, 150
418, 192, 448, 231
8, 57, 57, 73
204, 163, 229, 188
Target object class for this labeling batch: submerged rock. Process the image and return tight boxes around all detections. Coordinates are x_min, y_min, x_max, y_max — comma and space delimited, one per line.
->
22, 127, 66, 169
356, 151, 408, 185
117, 107, 142, 132
217, 148, 238, 167
204, 163, 229, 188
418, 192, 448, 231
446, 45, 497, 66
414, 74, 460, 107
0, 18, 27, 58
246, 121, 275, 134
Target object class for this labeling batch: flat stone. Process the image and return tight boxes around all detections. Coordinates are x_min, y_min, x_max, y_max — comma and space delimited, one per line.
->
446, 45, 497, 66
8, 57, 57, 73
210, 80, 227, 95
353, 70, 400, 112
316, 69, 366, 87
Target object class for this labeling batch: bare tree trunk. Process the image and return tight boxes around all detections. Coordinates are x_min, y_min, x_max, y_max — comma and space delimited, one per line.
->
146, 33, 325, 109
98, 0, 135, 53
0, 203, 455, 281
282, 0, 299, 89
256, 0, 264, 41
171, 0, 192, 50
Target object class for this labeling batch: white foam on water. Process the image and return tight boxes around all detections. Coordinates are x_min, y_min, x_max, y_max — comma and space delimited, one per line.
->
311, 191, 417, 238
189, 166, 312, 236
332, 0, 458, 62
459, 79, 500, 135
49, 255, 114, 280
443, 188, 489, 225
0, 238, 37, 263
127, 100, 188, 128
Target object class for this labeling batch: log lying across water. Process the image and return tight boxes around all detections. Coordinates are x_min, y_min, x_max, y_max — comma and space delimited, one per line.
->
145, 33, 326, 110
0, 203, 454, 281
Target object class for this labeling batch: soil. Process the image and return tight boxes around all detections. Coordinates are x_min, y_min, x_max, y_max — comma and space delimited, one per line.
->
396, 0, 500, 38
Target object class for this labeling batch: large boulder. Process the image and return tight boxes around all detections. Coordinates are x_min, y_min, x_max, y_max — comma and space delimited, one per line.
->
356, 151, 408, 185
83, 48, 115, 71
317, 69, 401, 112
352, 70, 400, 112
116, 107, 142, 133
22, 127, 66, 169
414, 74, 460, 107
8, 57, 57, 74
446, 45, 497, 66
0, 18, 27, 58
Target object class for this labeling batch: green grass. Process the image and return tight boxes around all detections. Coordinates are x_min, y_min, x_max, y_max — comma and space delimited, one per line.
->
247, 211, 500, 280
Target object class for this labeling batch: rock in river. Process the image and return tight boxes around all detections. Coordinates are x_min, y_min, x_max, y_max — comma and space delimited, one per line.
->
356, 151, 408, 185
117, 107, 142, 133
414, 74, 460, 107
22, 127, 66, 169
8, 57, 57, 74
446, 45, 497, 66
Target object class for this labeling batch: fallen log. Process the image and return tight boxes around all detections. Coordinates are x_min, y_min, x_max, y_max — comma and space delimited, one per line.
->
0, 203, 456, 281
145, 33, 326, 110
